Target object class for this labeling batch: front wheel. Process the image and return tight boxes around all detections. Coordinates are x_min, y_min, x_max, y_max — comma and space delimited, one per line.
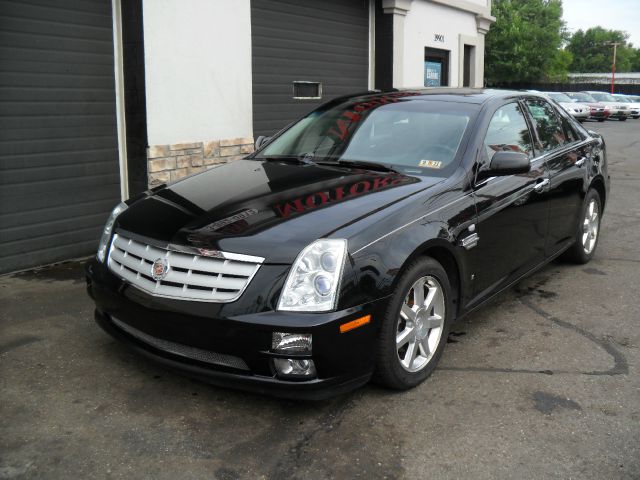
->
598, 118, 605, 122
619, 117, 627, 121
563, 189, 602, 264
374, 257, 453, 390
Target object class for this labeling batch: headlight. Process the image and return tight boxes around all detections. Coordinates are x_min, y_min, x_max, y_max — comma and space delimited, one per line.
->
277, 239, 347, 312
96, 202, 127, 262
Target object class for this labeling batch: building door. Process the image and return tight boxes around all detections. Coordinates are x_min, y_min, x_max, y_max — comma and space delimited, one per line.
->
251, 0, 370, 137
0, 0, 121, 273
424, 47, 449, 87
463, 44, 475, 87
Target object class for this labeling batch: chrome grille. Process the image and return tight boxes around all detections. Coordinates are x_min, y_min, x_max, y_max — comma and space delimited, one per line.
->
111, 317, 249, 370
107, 233, 263, 302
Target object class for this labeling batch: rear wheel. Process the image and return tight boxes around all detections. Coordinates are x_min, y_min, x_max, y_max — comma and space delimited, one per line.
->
374, 257, 453, 390
563, 189, 602, 264
619, 117, 627, 121
598, 118, 605, 122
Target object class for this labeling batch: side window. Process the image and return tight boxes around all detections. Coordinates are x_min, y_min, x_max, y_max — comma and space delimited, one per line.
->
525, 99, 567, 152
484, 102, 534, 162
559, 113, 580, 143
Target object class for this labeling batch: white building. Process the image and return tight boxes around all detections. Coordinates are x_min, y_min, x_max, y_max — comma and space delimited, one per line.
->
0, 0, 493, 273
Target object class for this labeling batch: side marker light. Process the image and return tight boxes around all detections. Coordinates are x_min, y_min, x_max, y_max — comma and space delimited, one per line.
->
339, 315, 371, 333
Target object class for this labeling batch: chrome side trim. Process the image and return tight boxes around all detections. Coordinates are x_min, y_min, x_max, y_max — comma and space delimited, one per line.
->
460, 233, 479, 250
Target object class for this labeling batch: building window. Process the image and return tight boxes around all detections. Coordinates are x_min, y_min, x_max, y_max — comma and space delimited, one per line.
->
292, 81, 322, 100
424, 47, 449, 87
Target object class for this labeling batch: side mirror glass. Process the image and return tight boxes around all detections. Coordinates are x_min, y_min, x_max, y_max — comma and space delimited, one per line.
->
479, 151, 530, 180
255, 135, 271, 150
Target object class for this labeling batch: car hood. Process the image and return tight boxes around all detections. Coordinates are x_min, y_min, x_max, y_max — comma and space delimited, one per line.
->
116, 159, 440, 263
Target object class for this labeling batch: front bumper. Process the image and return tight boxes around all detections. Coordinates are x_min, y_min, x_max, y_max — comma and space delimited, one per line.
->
609, 110, 629, 119
86, 259, 387, 400
569, 111, 589, 120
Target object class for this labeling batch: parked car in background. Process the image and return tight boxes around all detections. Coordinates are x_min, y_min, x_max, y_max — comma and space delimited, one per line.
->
564, 92, 609, 122
613, 94, 640, 119
584, 91, 629, 121
86, 89, 609, 399
545, 92, 589, 122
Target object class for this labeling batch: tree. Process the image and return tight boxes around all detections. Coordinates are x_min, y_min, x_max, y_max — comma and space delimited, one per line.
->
566, 27, 636, 73
631, 49, 640, 72
485, 0, 567, 85
547, 48, 573, 81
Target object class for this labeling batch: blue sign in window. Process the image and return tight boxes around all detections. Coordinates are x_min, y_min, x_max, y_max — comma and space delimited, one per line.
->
424, 61, 442, 87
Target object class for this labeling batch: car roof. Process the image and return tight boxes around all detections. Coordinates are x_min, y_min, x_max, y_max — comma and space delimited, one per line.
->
341, 88, 544, 106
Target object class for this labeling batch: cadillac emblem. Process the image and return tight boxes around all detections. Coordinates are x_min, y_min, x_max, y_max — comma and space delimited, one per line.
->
151, 257, 169, 281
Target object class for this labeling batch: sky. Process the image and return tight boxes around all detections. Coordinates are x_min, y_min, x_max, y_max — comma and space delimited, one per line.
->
562, 0, 640, 47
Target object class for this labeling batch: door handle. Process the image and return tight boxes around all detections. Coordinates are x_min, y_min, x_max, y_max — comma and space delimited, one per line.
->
575, 157, 586, 167
533, 178, 550, 193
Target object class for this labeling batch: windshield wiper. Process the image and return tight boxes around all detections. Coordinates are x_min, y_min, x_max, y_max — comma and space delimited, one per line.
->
258, 154, 316, 165
332, 160, 400, 174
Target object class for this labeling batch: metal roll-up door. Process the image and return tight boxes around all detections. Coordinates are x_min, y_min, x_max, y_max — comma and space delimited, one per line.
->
251, 0, 370, 137
0, 0, 121, 273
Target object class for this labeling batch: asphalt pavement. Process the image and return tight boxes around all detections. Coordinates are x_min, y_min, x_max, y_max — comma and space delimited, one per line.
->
1, 119, 639, 480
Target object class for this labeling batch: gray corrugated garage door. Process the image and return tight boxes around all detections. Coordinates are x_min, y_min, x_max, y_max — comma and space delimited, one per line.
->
251, 0, 370, 137
0, 0, 120, 273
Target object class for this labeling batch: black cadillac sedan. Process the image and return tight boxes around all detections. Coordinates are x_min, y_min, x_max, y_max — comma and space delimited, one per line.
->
86, 89, 609, 399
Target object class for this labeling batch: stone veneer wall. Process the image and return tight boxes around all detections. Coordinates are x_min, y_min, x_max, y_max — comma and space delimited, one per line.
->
147, 136, 254, 187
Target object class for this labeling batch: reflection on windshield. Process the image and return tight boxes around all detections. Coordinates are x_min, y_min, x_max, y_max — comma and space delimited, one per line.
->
259, 93, 473, 176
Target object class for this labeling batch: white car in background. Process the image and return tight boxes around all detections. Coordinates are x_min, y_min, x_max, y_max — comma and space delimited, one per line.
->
545, 92, 589, 122
584, 91, 629, 121
613, 94, 640, 119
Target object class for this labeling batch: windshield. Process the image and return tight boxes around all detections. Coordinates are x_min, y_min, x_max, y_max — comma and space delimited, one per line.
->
258, 93, 475, 177
613, 95, 630, 103
567, 92, 595, 103
590, 92, 616, 102
548, 92, 573, 103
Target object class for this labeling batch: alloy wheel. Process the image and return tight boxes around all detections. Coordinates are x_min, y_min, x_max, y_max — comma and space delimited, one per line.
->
396, 276, 445, 373
582, 199, 599, 254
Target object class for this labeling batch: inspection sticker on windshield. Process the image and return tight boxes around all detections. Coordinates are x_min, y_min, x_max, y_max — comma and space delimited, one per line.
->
419, 160, 443, 169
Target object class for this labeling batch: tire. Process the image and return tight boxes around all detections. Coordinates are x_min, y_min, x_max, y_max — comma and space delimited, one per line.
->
563, 189, 602, 264
373, 257, 454, 390
619, 117, 627, 121
598, 118, 605, 122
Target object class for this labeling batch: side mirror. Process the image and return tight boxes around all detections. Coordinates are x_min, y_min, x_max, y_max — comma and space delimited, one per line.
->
479, 151, 530, 179
255, 135, 271, 150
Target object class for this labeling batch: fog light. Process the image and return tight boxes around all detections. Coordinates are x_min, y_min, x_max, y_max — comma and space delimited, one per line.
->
273, 358, 317, 378
272, 332, 315, 379
272, 332, 312, 353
